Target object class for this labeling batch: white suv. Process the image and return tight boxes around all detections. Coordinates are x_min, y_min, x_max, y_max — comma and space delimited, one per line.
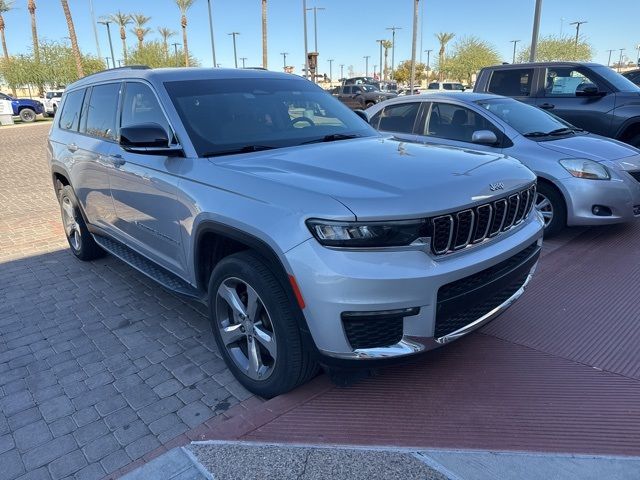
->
43, 89, 64, 117
427, 82, 466, 92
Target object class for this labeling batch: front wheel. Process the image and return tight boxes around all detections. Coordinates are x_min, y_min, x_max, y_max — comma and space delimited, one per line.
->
365, 101, 376, 109
19, 108, 36, 123
535, 182, 566, 237
208, 252, 318, 398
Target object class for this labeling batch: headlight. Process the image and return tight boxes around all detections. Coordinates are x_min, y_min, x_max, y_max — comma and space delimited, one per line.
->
306, 219, 427, 248
559, 159, 610, 180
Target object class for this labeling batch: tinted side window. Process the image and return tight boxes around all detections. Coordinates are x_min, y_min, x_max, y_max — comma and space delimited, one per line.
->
58, 89, 85, 131
121, 82, 172, 139
544, 68, 598, 96
378, 102, 420, 134
488, 68, 534, 97
342, 86, 351, 94
82, 83, 120, 140
427, 83, 439, 90
443, 83, 452, 90
424, 102, 498, 142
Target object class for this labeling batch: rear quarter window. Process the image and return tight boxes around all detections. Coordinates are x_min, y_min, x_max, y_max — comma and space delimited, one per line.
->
58, 89, 86, 131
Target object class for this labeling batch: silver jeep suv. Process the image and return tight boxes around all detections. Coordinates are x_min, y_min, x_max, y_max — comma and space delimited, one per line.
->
48, 67, 544, 397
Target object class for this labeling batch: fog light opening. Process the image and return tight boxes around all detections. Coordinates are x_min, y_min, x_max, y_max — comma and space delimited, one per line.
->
592, 205, 612, 217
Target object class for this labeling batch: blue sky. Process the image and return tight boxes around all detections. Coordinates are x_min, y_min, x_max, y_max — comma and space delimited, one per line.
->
2, 0, 639, 75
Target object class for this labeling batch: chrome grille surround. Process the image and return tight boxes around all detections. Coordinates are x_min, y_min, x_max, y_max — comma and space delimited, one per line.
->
429, 184, 537, 256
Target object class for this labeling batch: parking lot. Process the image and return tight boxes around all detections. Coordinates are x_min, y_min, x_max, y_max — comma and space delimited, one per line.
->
2, 123, 640, 480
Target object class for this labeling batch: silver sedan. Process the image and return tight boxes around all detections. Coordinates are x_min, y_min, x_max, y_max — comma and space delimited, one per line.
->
366, 92, 640, 235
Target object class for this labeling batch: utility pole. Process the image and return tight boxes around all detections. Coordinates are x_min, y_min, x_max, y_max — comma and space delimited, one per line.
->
424, 49, 432, 71
373, 65, 377, 78
303, 0, 309, 80
569, 20, 587, 57
240, 57, 247, 68
89, 0, 101, 60
340, 64, 344, 80
510, 40, 520, 64
328, 58, 333, 81
409, 0, 419, 93
117, 59, 123, 67
228, 32, 240, 68
105, 57, 111, 69
97, 21, 115, 70
281, 52, 288, 70
529, 0, 542, 62
305, 6, 325, 53
376, 39, 384, 81
386, 26, 402, 77
419, 0, 425, 63
607, 49, 615, 67
364, 56, 370, 77
618, 48, 625, 72
636, 44, 640, 66
172, 42, 181, 67
207, 0, 217, 68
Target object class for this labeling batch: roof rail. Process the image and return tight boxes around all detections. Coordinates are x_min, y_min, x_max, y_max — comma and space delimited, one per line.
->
74, 65, 152, 83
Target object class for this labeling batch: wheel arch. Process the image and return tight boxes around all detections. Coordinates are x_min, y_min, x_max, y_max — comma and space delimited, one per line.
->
615, 118, 640, 144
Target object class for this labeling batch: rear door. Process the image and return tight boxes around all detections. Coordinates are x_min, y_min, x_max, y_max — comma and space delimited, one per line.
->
484, 67, 538, 106
369, 101, 423, 143
535, 66, 615, 136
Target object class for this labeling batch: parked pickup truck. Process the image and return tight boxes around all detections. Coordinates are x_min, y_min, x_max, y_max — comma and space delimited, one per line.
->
43, 90, 65, 117
0, 92, 44, 122
331, 84, 396, 109
473, 62, 640, 148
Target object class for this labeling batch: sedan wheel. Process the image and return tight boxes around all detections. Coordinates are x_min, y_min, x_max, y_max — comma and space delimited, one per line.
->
534, 182, 566, 237
215, 277, 277, 381
535, 192, 554, 228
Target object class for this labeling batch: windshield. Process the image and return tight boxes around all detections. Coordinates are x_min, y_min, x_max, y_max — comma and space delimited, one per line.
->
591, 65, 640, 92
476, 97, 573, 136
164, 77, 377, 157
359, 85, 377, 92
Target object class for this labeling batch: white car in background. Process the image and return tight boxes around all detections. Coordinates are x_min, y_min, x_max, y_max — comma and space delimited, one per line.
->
43, 89, 64, 117
426, 81, 467, 92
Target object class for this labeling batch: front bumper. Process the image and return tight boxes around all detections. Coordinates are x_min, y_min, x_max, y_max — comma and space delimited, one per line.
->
285, 212, 544, 360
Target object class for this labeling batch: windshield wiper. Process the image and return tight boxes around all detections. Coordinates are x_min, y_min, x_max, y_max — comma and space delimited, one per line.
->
547, 127, 579, 136
523, 131, 550, 138
202, 145, 275, 157
301, 133, 362, 145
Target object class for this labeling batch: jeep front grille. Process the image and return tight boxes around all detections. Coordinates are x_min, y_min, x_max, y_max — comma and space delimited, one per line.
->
429, 184, 536, 256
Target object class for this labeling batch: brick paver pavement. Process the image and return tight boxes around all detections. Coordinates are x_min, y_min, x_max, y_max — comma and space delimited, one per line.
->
0, 124, 255, 479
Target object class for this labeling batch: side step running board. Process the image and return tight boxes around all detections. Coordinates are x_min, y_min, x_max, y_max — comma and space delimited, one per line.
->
94, 235, 206, 303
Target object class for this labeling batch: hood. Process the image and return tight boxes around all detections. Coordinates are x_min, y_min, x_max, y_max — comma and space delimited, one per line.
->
538, 134, 640, 162
213, 137, 535, 220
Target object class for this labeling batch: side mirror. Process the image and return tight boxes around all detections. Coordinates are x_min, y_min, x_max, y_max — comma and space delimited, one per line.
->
353, 109, 369, 122
120, 123, 182, 156
472, 130, 498, 145
575, 84, 602, 97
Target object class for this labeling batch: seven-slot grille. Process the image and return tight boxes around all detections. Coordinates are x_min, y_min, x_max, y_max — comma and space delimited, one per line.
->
430, 184, 536, 256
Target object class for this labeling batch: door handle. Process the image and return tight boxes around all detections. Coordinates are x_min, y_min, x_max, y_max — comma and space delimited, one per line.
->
539, 103, 555, 109
109, 154, 126, 167
66, 143, 78, 152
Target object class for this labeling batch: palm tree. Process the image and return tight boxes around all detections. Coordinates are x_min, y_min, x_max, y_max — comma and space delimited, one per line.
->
175, 0, 195, 67
0, 0, 16, 95
381, 40, 392, 81
110, 11, 132, 64
27, 0, 39, 64
131, 13, 151, 50
435, 32, 455, 81
261, 0, 267, 69
60, 0, 83, 78
158, 27, 175, 60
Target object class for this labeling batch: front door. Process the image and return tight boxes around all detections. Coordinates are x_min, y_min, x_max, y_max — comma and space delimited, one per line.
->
108, 81, 187, 276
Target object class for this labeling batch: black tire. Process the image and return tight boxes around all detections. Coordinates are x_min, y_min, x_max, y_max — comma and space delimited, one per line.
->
58, 185, 105, 261
536, 182, 566, 237
208, 251, 318, 398
19, 108, 36, 123
365, 101, 376, 109
42, 112, 50, 118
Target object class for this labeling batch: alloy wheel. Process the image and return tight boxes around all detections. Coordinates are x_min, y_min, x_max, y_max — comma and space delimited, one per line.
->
215, 277, 277, 381
61, 196, 81, 251
535, 192, 554, 227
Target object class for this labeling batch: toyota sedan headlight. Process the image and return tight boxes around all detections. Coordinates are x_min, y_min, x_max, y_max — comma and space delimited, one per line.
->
559, 159, 610, 180
306, 219, 427, 248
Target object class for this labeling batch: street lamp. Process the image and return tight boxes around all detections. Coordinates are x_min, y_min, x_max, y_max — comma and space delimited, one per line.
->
228, 32, 240, 68
302, 0, 309, 80
281, 52, 288, 70
240, 57, 247, 68
424, 49, 432, 71
97, 20, 116, 70
607, 49, 615, 67
376, 39, 384, 81
305, 6, 325, 53
171, 42, 181, 67
89, 0, 101, 60
207, 0, 217, 68
529, 0, 542, 62
328, 58, 333, 82
409, 0, 419, 93
105, 57, 111, 69
510, 40, 520, 64
386, 26, 402, 77
618, 48, 625, 72
339, 64, 344, 80
363, 56, 370, 77
569, 20, 587, 57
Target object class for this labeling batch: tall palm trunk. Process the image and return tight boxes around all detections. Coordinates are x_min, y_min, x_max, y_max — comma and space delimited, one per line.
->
60, 0, 83, 78
27, 0, 39, 63
181, 15, 189, 67
137, 34, 143, 50
261, 0, 267, 69
119, 27, 128, 63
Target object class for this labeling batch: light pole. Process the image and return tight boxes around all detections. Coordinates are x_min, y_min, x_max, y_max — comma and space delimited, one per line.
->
305, 6, 325, 53
386, 26, 402, 77
89, 0, 101, 60
105, 57, 111, 69
618, 48, 625, 72
510, 40, 520, 64
636, 44, 640, 66
569, 20, 587, 57
281, 52, 288, 70
409, 0, 419, 93
328, 58, 333, 81
240, 57, 247, 68
172, 42, 181, 67
364, 56, 370, 77
228, 32, 240, 68
529, 0, 542, 62
303, 0, 309, 80
607, 49, 615, 67
376, 39, 384, 81
424, 49, 432, 71
340, 64, 344, 80
97, 21, 116, 70
117, 59, 123, 67
207, 0, 217, 67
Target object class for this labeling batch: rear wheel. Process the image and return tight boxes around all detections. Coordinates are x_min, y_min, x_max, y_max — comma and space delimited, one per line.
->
535, 182, 566, 237
208, 251, 318, 398
365, 101, 376, 108
19, 108, 36, 123
58, 185, 104, 261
